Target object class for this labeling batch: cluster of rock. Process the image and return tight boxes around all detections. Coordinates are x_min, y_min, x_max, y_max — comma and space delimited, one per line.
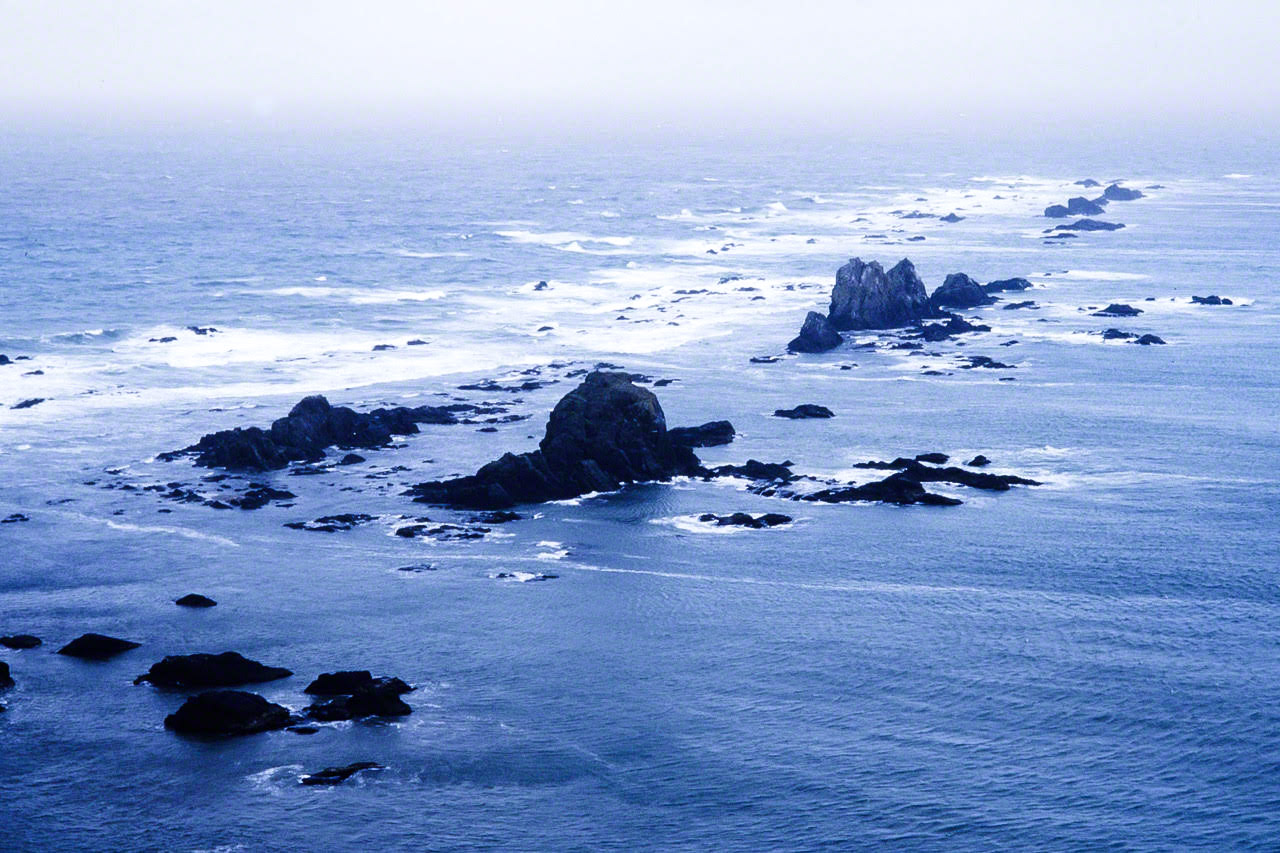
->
408, 372, 703, 509
1044, 183, 1144, 218
786, 258, 1034, 354
164, 394, 493, 472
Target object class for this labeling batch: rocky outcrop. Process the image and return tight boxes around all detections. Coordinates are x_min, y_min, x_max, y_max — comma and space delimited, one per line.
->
0, 661, 12, 689
698, 512, 792, 528
939, 213, 964, 223
1102, 184, 1144, 201
302, 762, 383, 786
807, 472, 962, 506
984, 278, 1032, 294
930, 273, 994, 310
134, 652, 292, 688
164, 690, 293, 736
828, 258, 938, 330
1045, 197, 1106, 217
1053, 219, 1124, 232
304, 671, 412, 696
305, 681, 411, 721
57, 633, 140, 661
853, 458, 1040, 490
1, 634, 41, 649
773, 404, 834, 419
787, 311, 843, 353
409, 372, 702, 509
175, 594, 217, 608
1191, 295, 1233, 305
169, 395, 473, 472
1093, 304, 1143, 317
668, 421, 736, 447
1134, 334, 1166, 345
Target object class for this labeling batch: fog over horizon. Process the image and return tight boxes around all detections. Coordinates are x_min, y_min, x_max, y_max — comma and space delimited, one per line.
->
2, 0, 1278, 137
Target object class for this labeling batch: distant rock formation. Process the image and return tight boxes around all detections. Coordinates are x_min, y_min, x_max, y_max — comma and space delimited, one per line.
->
1052, 219, 1125, 232
1046, 196, 1107, 217
828, 258, 938, 330
939, 213, 964, 223
1093, 304, 1143, 317
409, 372, 702, 509
984, 278, 1033, 294
787, 311, 843, 353
930, 273, 995, 310
167, 395, 476, 472
1102, 184, 1144, 201
1191, 295, 1233, 305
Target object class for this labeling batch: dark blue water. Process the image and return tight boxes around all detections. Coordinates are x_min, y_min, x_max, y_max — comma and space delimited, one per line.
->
2, 129, 1278, 851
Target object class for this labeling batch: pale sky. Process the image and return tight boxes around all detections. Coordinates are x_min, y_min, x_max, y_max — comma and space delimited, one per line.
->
2, 0, 1277, 132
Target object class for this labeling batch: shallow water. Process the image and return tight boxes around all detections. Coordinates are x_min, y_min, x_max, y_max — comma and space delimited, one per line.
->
2, 129, 1278, 851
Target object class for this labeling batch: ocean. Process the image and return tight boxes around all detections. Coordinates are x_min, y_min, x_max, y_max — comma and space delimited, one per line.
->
1, 127, 1278, 851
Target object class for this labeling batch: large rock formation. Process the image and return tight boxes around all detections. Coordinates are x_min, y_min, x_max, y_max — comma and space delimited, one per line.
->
787, 311, 843, 353
168, 395, 474, 472
57, 633, 140, 661
409, 372, 702, 509
827, 258, 937, 330
930, 273, 995, 310
134, 652, 292, 688
164, 690, 293, 736
1102, 184, 1144, 201
1044, 196, 1107, 218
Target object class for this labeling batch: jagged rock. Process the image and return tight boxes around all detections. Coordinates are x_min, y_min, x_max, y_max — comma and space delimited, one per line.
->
1093, 304, 1143, 317
984, 278, 1032, 294
57, 633, 140, 661
960, 356, 1014, 369
135, 652, 292, 688
409, 372, 701, 509
1134, 334, 1166, 345
807, 471, 961, 506
931, 273, 995, 310
12, 398, 44, 410
853, 458, 1039, 490
828, 258, 938, 330
1191, 295, 1233, 305
1053, 219, 1124, 232
229, 486, 295, 510
918, 315, 990, 341
1102, 328, 1136, 340
164, 690, 292, 736
467, 510, 522, 524
284, 513, 375, 532
1, 634, 41, 650
967, 455, 991, 467
787, 311, 843, 353
773, 404, 834, 419
939, 213, 964, 223
175, 594, 217, 608
697, 512, 792, 528
1103, 184, 1144, 201
305, 681, 412, 721
304, 671, 412, 696
301, 762, 383, 786
668, 421, 736, 447
1048, 197, 1106, 217
711, 460, 796, 482
170, 395, 470, 472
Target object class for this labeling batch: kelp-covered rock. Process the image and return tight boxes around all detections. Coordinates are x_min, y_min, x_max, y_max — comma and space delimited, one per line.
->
410, 372, 702, 509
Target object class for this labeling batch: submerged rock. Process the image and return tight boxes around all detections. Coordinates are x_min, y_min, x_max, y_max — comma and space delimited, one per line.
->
1, 634, 41, 650
1053, 219, 1125, 232
787, 311, 843, 353
773, 404, 834, 419
930, 273, 994, 310
828, 258, 938, 330
135, 652, 292, 688
301, 761, 383, 786
57, 633, 140, 661
164, 690, 293, 736
175, 594, 217, 608
668, 420, 736, 448
1093, 304, 1143, 317
1102, 328, 1136, 340
410, 372, 701, 509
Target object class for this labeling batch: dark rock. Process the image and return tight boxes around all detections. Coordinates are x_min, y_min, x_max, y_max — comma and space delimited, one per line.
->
12, 398, 44, 410
2, 513, 29, 523
0, 661, 12, 689
301, 761, 383, 786
409, 372, 701, 509
773, 404, 834, 419
284, 513, 375, 532
57, 633, 141, 661
1053, 219, 1124, 232
406, 339, 427, 346
1076, 179, 1101, 187
175, 594, 217, 608
808, 471, 961, 506
1066, 196, 1107, 215
1191, 295, 1232, 305
1003, 301, 1037, 310
712, 460, 796, 482
749, 355, 782, 364
229, 486, 295, 510
787, 311, 843, 353
853, 458, 1039, 491
915, 453, 949, 464
931, 273, 994, 310
164, 690, 292, 736
372, 344, 396, 351
698, 512, 792, 528
1134, 334, 1166, 345
984, 278, 1033, 294
1102, 184, 1144, 201
338, 453, 366, 465
0, 354, 9, 365
967, 455, 991, 467
1043, 204, 1069, 218
668, 421, 736, 447
939, 213, 964, 223
305, 681, 412, 721
288, 726, 319, 734
304, 671, 412, 696
960, 356, 1014, 369
187, 326, 218, 335
135, 652, 292, 688
1, 634, 41, 650
828, 258, 938, 330
1093, 304, 1143, 317
467, 510, 522, 524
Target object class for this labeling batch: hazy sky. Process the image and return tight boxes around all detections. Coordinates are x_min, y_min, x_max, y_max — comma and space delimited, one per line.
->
2, 0, 1277, 132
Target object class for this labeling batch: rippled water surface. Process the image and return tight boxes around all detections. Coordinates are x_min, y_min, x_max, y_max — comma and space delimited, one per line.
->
2, 130, 1278, 851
